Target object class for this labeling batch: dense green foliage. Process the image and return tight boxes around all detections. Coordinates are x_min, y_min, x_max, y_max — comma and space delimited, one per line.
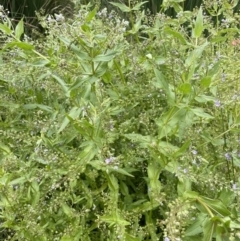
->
1, 0, 240, 240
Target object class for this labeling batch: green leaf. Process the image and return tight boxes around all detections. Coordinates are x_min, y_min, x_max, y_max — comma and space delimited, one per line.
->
23, 104, 53, 112
127, 200, 160, 212
190, 108, 213, 119
93, 50, 118, 62
58, 107, 82, 133
5, 42, 34, 50
178, 179, 191, 196
200, 76, 212, 88
51, 74, 68, 93
0, 23, 12, 34
185, 42, 208, 67
183, 191, 199, 199
109, 2, 131, 12
199, 196, 231, 216
193, 7, 204, 38
203, 218, 215, 241
0, 143, 11, 154
85, 7, 97, 22
15, 18, 24, 40
132, 1, 148, 11
153, 68, 175, 105
124, 233, 141, 241
195, 95, 215, 103
178, 83, 191, 94
164, 27, 187, 44
31, 59, 51, 67
58, 37, 91, 60
61, 203, 74, 217
109, 167, 134, 177
100, 213, 130, 226
185, 213, 208, 236
174, 140, 191, 157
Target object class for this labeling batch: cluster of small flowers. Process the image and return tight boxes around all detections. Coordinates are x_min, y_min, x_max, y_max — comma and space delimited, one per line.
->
47, 13, 65, 24
97, 8, 108, 18
97, 8, 129, 35
0, 5, 9, 21
221, 18, 231, 28
105, 156, 116, 164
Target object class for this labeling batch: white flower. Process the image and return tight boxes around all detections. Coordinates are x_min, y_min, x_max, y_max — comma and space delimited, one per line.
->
54, 13, 65, 22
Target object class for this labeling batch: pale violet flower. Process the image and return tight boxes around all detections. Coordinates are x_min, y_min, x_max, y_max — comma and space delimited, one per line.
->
224, 153, 231, 161
214, 100, 221, 107
105, 157, 115, 164
164, 237, 170, 241
191, 150, 198, 155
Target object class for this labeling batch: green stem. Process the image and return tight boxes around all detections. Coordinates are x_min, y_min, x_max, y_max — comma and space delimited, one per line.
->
197, 198, 214, 218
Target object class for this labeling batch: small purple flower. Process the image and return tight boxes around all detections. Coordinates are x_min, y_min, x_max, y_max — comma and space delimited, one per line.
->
164, 237, 170, 241
224, 153, 231, 161
214, 100, 221, 107
105, 157, 115, 164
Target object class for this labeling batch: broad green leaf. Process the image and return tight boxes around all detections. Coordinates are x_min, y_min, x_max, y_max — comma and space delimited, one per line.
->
195, 95, 215, 103
178, 83, 191, 94
154, 68, 175, 105
93, 50, 118, 62
61, 203, 74, 217
109, 167, 134, 177
208, 61, 221, 77
15, 18, 24, 40
9, 177, 27, 185
85, 7, 97, 22
177, 179, 191, 196
58, 107, 82, 133
192, 7, 204, 38
127, 200, 160, 212
172, 2, 183, 12
190, 108, 213, 119
61, 235, 72, 241
185, 213, 208, 236
100, 213, 130, 226
132, 1, 148, 11
218, 189, 235, 206
0, 23, 12, 34
183, 191, 199, 199
31, 59, 51, 67
200, 76, 212, 88
128, 16, 142, 34
109, 2, 131, 12
203, 218, 215, 241
174, 140, 191, 157
164, 27, 187, 44
124, 233, 141, 241
123, 133, 152, 148
185, 42, 208, 66
51, 74, 68, 93
0, 143, 11, 154
23, 104, 53, 112
198, 196, 231, 216
5, 42, 34, 50
58, 37, 91, 60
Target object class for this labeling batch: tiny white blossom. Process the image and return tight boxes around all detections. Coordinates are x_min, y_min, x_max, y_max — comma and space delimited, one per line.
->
54, 13, 65, 22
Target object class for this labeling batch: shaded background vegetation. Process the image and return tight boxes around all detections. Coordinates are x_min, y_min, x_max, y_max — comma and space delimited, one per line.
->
1, 0, 240, 27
